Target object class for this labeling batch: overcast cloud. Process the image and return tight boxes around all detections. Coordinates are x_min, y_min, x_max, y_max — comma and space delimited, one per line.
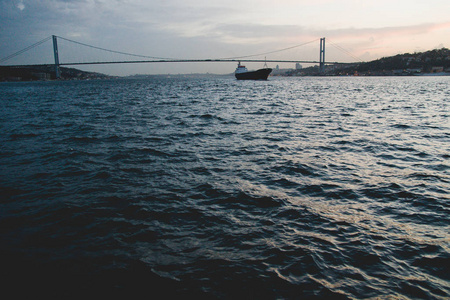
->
1, 0, 449, 75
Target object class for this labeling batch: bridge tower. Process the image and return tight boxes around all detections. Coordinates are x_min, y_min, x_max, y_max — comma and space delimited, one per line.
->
52, 35, 61, 79
319, 37, 325, 74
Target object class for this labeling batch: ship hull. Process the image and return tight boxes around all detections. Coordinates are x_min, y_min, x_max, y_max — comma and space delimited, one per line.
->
235, 68, 272, 80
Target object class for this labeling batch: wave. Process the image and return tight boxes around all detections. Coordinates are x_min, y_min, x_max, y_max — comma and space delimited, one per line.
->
1, 77, 448, 299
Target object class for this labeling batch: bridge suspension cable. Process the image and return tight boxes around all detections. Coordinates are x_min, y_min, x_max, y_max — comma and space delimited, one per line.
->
1, 35, 359, 68
55, 35, 178, 61
0, 36, 52, 64
217, 38, 320, 60
327, 39, 363, 62
56, 36, 321, 62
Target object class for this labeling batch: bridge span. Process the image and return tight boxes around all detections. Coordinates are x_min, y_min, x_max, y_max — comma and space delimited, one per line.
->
2, 35, 359, 78
24, 58, 347, 67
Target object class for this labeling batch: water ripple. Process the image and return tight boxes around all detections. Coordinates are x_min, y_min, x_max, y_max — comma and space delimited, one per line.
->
1, 77, 449, 299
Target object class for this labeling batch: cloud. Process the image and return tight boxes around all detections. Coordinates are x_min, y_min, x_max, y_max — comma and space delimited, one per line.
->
324, 22, 450, 41
17, 0, 25, 11
1, 0, 449, 74
313, 22, 449, 62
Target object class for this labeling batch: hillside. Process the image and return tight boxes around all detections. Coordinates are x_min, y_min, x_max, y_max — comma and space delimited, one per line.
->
294, 48, 450, 76
0, 65, 113, 81
351, 48, 450, 75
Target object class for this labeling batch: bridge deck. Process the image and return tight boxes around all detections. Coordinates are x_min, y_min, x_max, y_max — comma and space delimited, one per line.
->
4, 59, 351, 68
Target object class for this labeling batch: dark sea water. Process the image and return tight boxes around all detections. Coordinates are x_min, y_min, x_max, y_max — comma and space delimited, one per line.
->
0, 76, 449, 299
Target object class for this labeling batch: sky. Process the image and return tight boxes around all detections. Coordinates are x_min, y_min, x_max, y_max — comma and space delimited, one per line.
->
1, 0, 449, 75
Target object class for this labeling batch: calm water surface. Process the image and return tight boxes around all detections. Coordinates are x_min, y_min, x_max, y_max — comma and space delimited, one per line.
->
0, 76, 449, 299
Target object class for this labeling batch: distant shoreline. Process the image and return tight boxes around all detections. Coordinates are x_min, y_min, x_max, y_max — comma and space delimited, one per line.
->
2, 47, 449, 81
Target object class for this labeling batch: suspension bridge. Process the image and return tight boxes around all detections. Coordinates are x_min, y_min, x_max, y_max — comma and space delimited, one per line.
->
1, 35, 361, 78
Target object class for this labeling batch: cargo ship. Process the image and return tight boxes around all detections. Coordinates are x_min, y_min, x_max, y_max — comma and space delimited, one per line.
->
235, 62, 272, 80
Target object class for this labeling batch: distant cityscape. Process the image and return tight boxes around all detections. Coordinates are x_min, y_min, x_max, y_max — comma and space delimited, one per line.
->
1, 48, 449, 81
273, 48, 450, 76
